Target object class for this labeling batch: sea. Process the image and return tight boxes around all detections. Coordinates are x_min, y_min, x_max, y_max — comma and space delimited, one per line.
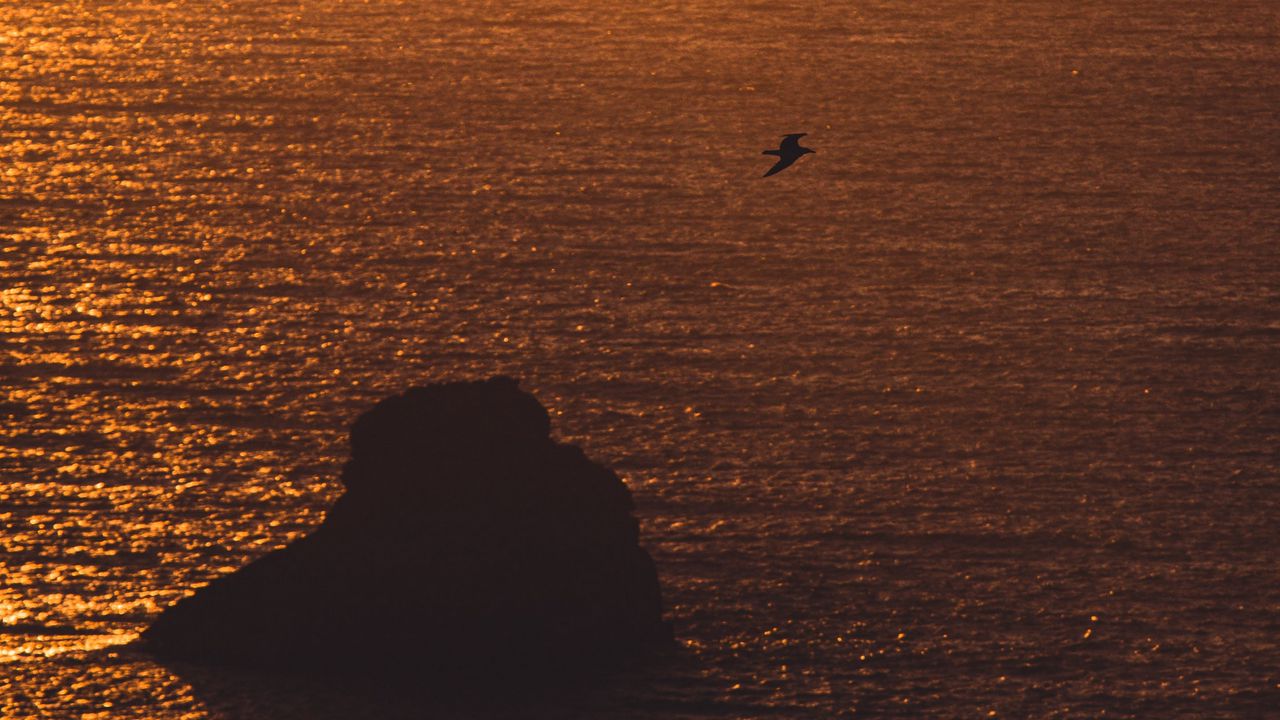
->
2, 1, 1277, 717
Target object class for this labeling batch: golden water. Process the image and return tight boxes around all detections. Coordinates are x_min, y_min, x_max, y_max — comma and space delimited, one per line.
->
2, 1, 1278, 717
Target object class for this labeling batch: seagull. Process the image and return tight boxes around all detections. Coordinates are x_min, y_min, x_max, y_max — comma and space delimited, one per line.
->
762, 133, 815, 177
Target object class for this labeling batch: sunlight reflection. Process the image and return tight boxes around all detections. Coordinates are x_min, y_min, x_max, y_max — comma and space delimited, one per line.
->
0, 633, 135, 664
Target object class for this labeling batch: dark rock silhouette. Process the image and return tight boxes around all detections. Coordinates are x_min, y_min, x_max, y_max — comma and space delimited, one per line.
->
142, 377, 670, 684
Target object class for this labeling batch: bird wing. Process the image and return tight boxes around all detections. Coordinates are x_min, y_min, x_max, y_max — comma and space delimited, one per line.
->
780, 133, 807, 151
763, 156, 797, 177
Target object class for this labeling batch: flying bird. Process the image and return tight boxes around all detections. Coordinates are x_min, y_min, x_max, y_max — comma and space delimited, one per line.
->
762, 133, 815, 177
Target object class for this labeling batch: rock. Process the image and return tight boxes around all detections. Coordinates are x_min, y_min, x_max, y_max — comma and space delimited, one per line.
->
142, 377, 670, 683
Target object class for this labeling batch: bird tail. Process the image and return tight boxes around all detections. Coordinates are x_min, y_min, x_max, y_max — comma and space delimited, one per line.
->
762, 150, 781, 156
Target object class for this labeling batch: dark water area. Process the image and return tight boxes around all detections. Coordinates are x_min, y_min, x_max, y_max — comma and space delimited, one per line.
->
2, 1, 1278, 717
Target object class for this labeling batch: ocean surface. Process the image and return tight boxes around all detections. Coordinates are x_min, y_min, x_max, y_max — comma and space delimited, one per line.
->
2, 1, 1278, 717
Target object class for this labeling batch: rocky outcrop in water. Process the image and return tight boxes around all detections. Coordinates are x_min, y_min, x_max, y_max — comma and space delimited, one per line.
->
142, 377, 669, 682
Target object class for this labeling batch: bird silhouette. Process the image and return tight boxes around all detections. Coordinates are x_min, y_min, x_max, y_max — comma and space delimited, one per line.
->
762, 133, 815, 177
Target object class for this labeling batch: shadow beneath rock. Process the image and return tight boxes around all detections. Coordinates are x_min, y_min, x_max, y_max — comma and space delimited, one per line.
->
150, 645, 736, 720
